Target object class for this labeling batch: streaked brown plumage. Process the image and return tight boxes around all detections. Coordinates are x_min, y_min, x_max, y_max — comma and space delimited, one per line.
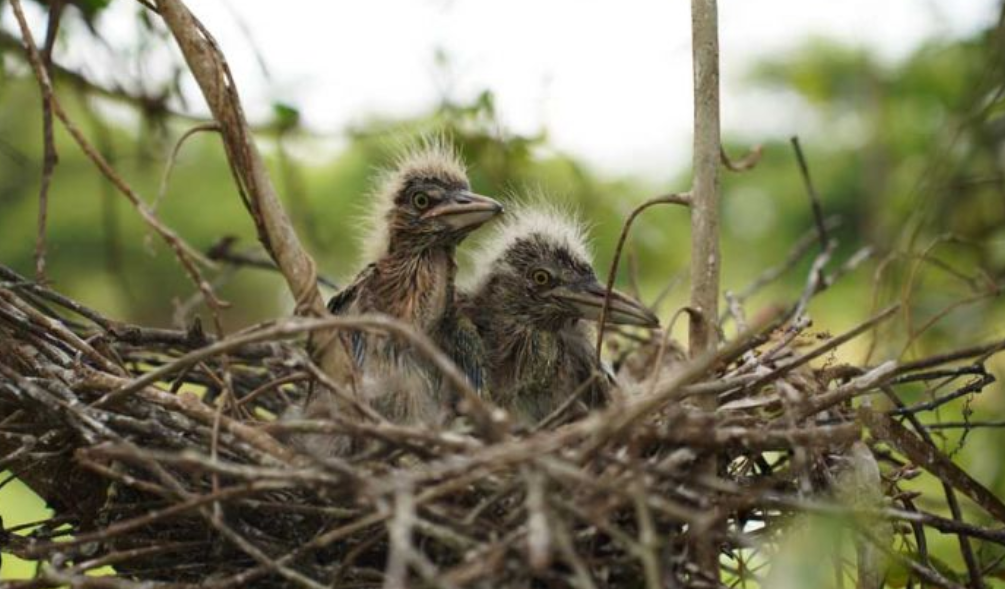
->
461, 203, 659, 426
312, 140, 501, 431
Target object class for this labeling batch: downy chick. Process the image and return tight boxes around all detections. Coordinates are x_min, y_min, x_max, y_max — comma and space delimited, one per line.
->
315, 139, 502, 430
462, 203, 658, 426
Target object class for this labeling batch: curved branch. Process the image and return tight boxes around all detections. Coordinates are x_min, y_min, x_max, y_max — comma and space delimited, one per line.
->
594, 192, 691, 359
155, 122, 221, 212
720, 144, 762, 173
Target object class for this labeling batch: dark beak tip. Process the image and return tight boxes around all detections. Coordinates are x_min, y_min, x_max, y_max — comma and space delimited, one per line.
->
628, 310, 660, 329
607, 289, 658, 328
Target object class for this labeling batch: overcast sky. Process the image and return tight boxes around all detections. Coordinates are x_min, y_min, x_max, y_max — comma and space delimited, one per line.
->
10, 0, 1002, 178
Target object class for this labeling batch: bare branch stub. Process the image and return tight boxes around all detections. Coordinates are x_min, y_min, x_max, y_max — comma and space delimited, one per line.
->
720, 144, 763, 173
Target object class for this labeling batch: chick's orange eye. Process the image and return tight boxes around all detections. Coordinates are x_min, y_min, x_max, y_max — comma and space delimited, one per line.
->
412, 192, 431, 210
531, 269, 551, 286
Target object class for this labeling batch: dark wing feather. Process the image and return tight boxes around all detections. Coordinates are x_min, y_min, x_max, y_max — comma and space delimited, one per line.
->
327, 264, 374, 314
448, 313, 486, 394
445, 293, 487, 394
564, 329, 613, 410
327, 264, 376, 367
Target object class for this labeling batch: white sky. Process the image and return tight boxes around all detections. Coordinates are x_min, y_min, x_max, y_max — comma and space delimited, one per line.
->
8, 0, 1002, 178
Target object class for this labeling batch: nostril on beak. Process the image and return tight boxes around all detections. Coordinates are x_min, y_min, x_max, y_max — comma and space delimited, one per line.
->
454, 194, 473, 205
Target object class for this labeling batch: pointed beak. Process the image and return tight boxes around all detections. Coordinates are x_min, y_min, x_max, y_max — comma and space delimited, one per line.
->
425, 190, 504, 230
549, 281, 660, 328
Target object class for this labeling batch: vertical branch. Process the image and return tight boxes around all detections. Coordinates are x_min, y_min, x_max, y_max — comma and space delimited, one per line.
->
689, 0, 722, 579
689, 0, 721, 357
33, 1, 66, 283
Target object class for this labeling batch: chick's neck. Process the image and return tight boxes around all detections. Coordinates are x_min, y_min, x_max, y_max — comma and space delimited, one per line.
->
372, 243, 457, 331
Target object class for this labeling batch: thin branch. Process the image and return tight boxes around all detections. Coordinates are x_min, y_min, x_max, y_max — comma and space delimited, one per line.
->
880, 385, 986, 589
154, 122, 221, 212
207, 237, 339, 289
32, 0, 66, 284
861, 408, 1005, 523
595, 192, 690, 359
732, 216, 842, 305
789, 136, 830, 249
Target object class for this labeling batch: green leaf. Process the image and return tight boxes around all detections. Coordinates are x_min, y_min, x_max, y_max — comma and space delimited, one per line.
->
75, 0, 113, 18
272, 102, 301, 132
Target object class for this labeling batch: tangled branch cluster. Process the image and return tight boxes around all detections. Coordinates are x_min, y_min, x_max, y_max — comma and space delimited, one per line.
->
2, 255, 1004, 588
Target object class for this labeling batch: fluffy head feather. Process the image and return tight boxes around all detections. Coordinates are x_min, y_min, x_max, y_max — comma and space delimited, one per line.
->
359, 136, 469, 261
467, 198, 592, 290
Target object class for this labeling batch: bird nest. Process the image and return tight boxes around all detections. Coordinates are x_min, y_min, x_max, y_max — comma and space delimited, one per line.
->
2, 257, 1003, 589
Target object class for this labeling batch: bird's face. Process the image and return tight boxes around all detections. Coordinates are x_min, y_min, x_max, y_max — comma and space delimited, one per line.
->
388, 175, 503, 253
497, 237, 659, 329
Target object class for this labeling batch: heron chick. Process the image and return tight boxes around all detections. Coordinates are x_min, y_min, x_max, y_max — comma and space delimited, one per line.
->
462, 203, 658, 426
316, 139, 502, 429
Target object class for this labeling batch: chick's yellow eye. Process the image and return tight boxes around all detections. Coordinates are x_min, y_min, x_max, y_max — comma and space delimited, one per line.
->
412, 192, 431, 210
532, 270, 551, 286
